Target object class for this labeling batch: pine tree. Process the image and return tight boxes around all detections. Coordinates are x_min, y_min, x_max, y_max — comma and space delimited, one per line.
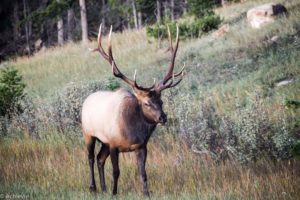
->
187, 0, 214, 18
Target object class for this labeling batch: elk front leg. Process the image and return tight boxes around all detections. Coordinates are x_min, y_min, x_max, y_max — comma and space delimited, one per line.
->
110, 148, 120, 195
84, 135, 97, 191
97, 144, 110, 192
136, 147, 149, 197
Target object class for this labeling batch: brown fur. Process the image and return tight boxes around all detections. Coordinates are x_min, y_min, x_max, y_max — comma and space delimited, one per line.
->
81, 24, 183, 196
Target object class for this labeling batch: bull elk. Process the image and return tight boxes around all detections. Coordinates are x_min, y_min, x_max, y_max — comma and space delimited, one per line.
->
81, 24, 185, 196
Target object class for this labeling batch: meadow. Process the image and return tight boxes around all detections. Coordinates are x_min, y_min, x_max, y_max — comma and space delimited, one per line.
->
1, 135, 300, 199
1, 0, 300, 199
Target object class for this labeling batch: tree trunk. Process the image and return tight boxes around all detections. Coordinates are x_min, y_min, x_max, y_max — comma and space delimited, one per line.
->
13, 2, 20, 44
67, 8, 75, 42
22, 0, 30, 55
57, 0, 64, 46
27, 3, 32, 38
79, 0, 88, 43
183, 0, 187, 15
131, 0, 138, 30
170, 0, 175, 21
221, 0, 227, 7
138, 11, 142, 29
40, 0, 50, 48
156, 0, 161, 24
101, 0, 106, 31
57, 19, 64, 45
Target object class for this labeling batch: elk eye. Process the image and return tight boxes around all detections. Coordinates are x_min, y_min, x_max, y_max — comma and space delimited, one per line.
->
144, 102, 150, 107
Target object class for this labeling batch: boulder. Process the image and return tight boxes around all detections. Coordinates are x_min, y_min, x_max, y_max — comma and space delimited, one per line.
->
276, 79, 293, 87
212, 24, 229, 38
247, 3, 287, 28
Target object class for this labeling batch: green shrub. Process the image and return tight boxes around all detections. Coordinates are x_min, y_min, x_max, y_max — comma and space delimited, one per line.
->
187, 0, 214, 18
146, 13, 222, 40
106, 77, 121, 91
0, 67, 25, 117
284, 99, 300, 109
51, 80, 107, 131
198, 14, 222, 32
173, 92, 296, 163
5, 78, 121, 137
291, 140, 300, 159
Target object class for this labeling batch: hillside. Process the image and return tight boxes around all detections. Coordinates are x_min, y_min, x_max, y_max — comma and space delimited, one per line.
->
6, 0, 299, 141
1, 0, 300, 199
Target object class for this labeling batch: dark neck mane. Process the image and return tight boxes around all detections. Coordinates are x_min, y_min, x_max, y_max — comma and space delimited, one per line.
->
119, 94, 156, 144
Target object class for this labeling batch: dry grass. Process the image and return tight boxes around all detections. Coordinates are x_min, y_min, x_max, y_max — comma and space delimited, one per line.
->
0, 135, 299, 199
1, 0, 300, 199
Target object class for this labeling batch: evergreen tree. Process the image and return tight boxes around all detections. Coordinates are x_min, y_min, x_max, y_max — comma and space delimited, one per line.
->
187, 0, 214, 18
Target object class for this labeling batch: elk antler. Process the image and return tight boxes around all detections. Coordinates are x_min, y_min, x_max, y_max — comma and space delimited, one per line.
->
154, 25, 185, 93
90, 24, 154, 91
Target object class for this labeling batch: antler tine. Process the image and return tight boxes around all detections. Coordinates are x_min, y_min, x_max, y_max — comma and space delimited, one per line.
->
168, 73, 184, 88
154, 25, 183, 93
163, 25, 179, 84
133, 69, 138, 87
167, 25, 173, 52
173, 63, 185, 77
106, 26, 126, 79
157, 68, 185, 91
133, 69, 137, 81
92, 23, 157, 92
133, 69, 145, 89
107, 26, 113, 58
109, 27, 155, 91
107, 26, 113, 62
89, 23, 110, 61
97, 24, 102, 48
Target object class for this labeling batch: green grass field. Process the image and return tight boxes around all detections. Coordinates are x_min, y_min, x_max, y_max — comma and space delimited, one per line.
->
1, 0, 300, 199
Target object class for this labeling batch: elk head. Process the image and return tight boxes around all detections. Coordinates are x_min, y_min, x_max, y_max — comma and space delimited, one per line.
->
90, 24, 185, 125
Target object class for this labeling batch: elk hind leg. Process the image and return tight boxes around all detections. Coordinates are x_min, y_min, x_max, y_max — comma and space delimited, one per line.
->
97, 144, 110, 192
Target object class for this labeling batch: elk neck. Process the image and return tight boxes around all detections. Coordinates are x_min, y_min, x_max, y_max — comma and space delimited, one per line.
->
118, 90, 157, 146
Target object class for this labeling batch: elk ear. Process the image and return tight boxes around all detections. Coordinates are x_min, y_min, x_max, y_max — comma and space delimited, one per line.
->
149, 90, 160, 98
133, 88, 148, 97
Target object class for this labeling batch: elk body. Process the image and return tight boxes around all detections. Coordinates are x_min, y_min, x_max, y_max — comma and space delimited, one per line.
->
81, 24, 184, 196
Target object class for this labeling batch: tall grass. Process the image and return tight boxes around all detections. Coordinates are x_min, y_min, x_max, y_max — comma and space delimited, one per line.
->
1, 134, 299, 199
1, 0, 300, 198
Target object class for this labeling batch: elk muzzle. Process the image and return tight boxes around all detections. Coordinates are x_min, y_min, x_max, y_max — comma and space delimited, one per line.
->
158, 112, 167, 124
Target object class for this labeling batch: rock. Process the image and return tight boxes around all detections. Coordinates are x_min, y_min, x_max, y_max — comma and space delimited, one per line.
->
276, 79, 294, 87
212, 24, 229, 38
271, 35, 279, 42
34, 39, 43, 49
247, 3, 287, 28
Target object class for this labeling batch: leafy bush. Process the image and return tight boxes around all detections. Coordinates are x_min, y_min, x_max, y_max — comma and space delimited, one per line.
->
5, 78, 121, 137
291, 140, 300, 159
187, 0, 214, 18
50, 80, 108, 131
106, 77, 121, 91
172, 92, 297, 163
0, 68, 26, 117
146, 13, 222, 40
198, 14, 222, 32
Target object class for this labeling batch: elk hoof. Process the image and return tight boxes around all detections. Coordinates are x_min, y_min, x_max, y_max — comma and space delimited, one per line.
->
89, 185, 96, 192
144, 191, 150, 197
